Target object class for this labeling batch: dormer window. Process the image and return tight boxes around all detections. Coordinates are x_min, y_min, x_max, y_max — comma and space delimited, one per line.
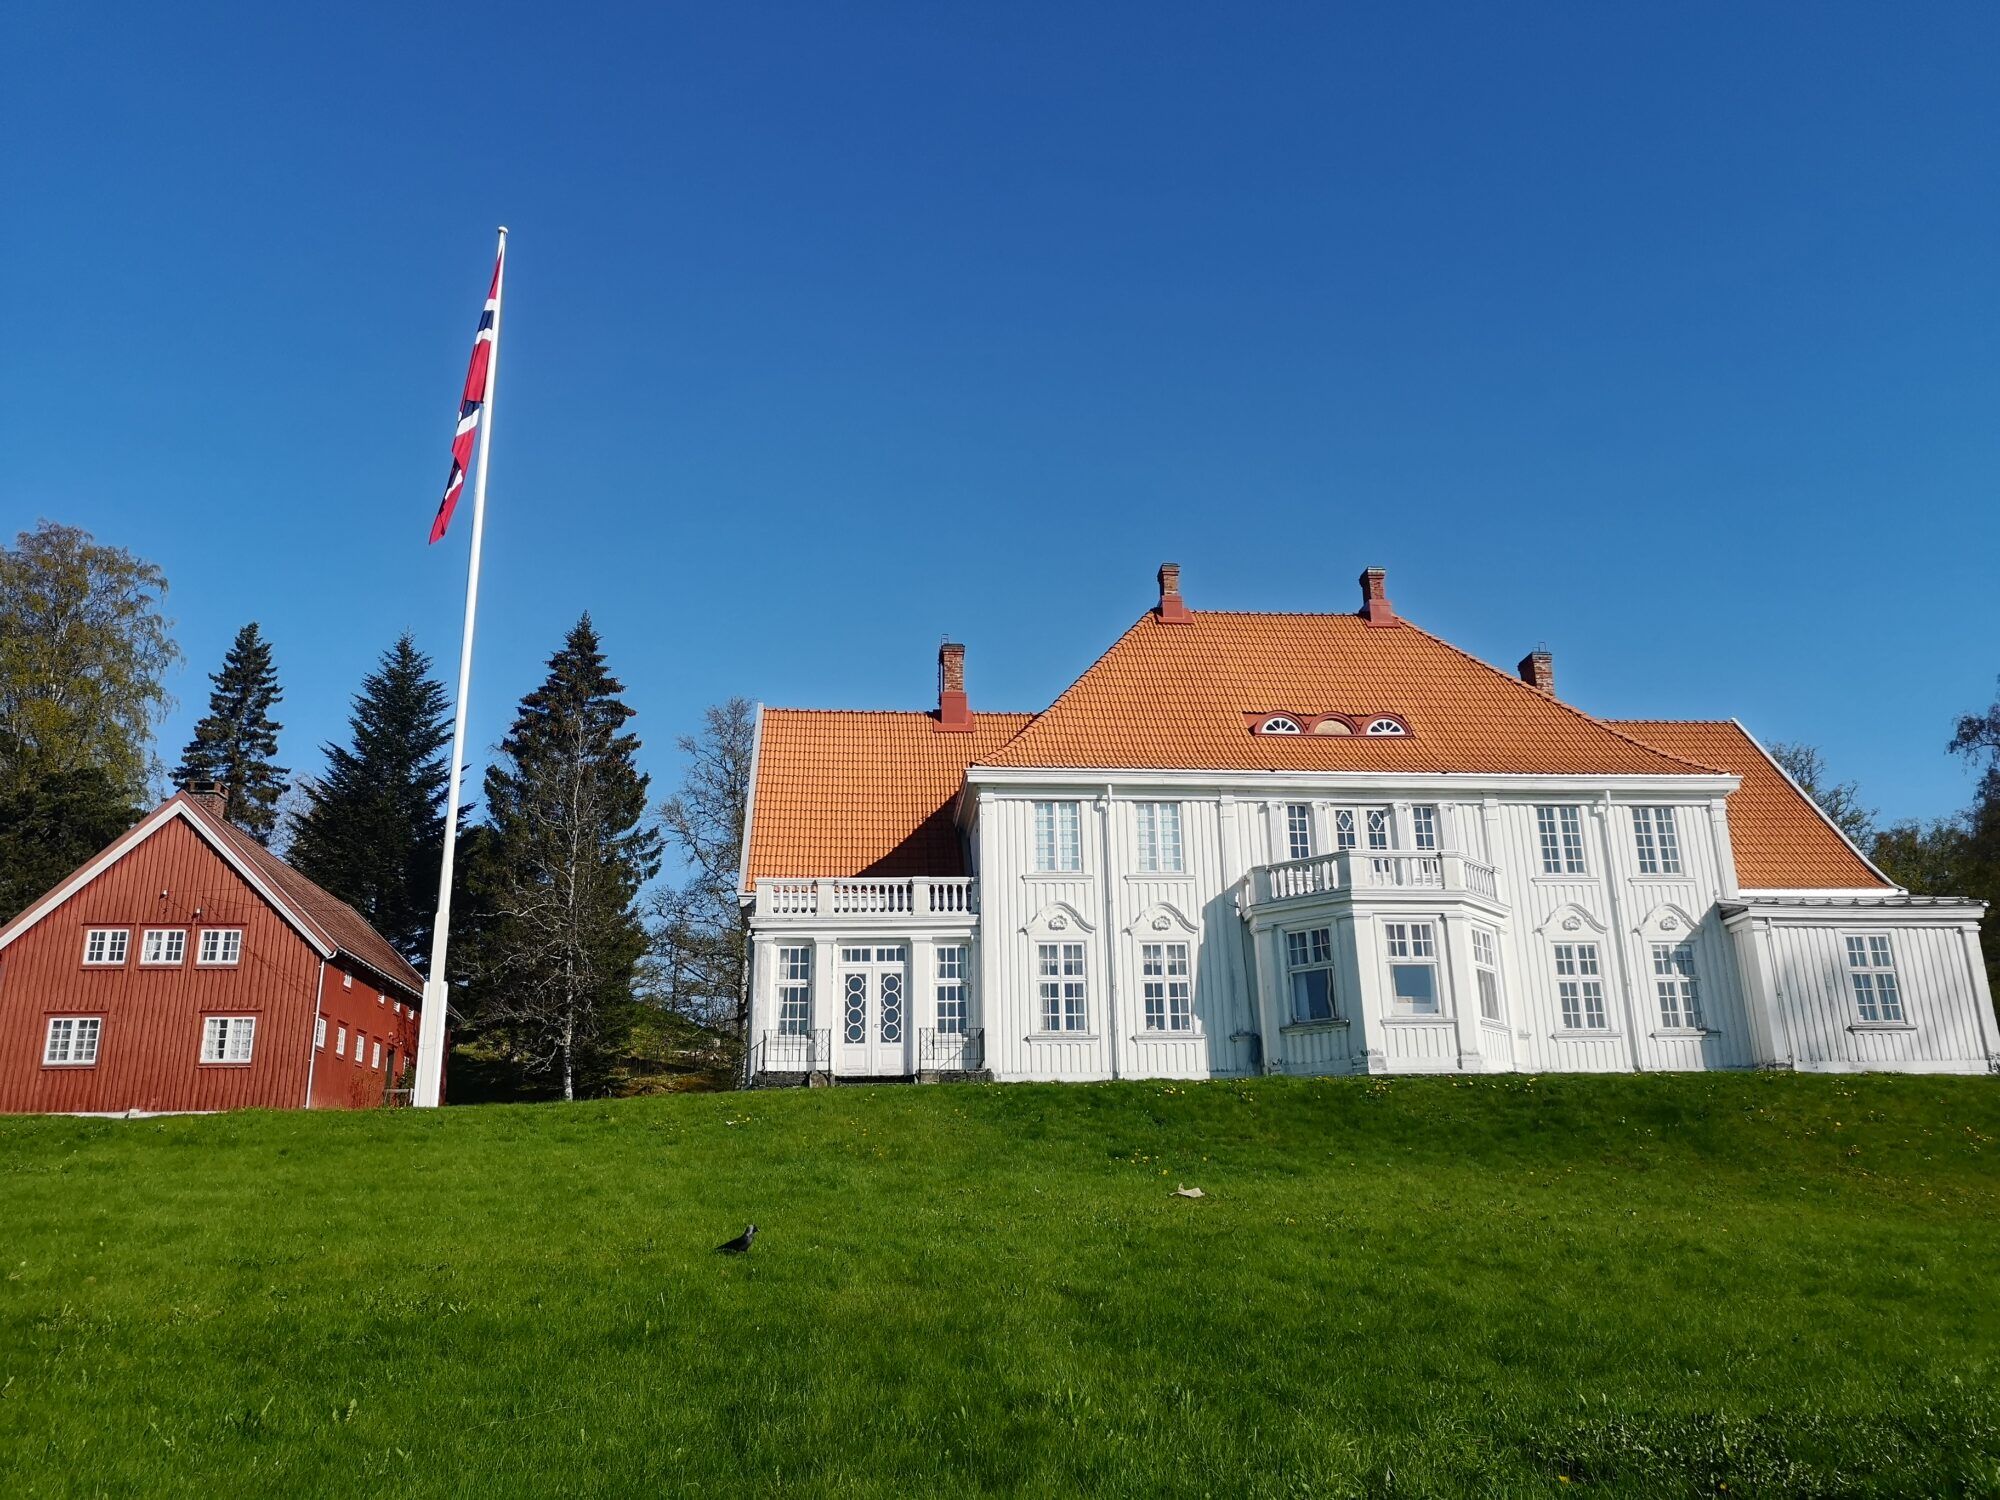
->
1259, 716, 1303, 735
1364, 717, 1408, 736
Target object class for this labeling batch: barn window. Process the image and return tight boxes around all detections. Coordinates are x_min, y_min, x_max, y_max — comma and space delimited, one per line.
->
200, 1016, 256, 1064
43, 1017, 102, 1066
335, 1024, 347, 1058
1364, 718, 1408, 736
355, 1033, 368, 1068
82, 929, 128, 966
1260, 716, 1303, 734
197, 929, 243, 966
315, 1017, 327, 1050
372, 1040, 383, 1069
140, 929, 186, 965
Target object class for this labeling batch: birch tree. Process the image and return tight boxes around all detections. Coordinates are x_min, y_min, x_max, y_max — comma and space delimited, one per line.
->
649, 697, 755, 1033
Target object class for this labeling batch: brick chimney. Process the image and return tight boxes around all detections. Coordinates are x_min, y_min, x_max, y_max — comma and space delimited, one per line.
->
1358, 566, 1396, 627
1156, 562, 1191, 624
1518, 646, 1555, 696
183, 779, 227, 816
935, 641, 972, 732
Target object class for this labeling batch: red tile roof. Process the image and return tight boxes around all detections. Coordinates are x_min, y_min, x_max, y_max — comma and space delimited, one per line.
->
979, 611, 1717, 774
742, 711, 1035, 889
1607, 721, 1891, 890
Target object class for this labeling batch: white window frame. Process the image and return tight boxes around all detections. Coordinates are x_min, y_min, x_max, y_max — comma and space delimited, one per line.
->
1652, 941, 1701, 1030
1411, 805, 1439, 852
1633, 807, 1683, 876
43, 1016, 102, 1066
1383, 921, 1440, 1015
139, 928, 186, 966
775, 945, 812, 1036
935, 945, 969, 1036
196, 928, 244, 966
355, 1030, 368, 1067
1135, 802, 1184, 874
1845, 934, 1906, 1024
372, 1040, 382, 1069
336, 1023, 347, 1058
82, 928, 129, 966
1036, 941, 1088, 1032
1472, 926, 1503, 1023
1140, 941, 1193, 1032
1261, 716, 1303, 735
1536, 805, 1587, 875
1033, 801, 1083, 873
315, 1016, 328, 1050
1333, 809, 1358, 851
1553, 942, 1608, 1031
1286, 803, 1314, 862
200, 1016, 256, 1064
1285, 927, 1337, 1023
1365, 808, 1392, 852
1364, 718, 1407, 736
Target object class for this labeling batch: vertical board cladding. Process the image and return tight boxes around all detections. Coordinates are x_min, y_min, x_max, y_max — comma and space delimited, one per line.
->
308, 963, 424, 1108
0, 818, 320, 1113
1769, 922, 1990, 1072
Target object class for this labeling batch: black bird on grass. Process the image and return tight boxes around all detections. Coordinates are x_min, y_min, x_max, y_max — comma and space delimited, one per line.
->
715, 1224, 757, 1255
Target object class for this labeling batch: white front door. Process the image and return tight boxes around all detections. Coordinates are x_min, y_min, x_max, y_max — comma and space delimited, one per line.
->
837, 944, 909, 1075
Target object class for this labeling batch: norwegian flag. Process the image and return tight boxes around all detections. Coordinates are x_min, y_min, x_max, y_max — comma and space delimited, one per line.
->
429, 249, 503, 543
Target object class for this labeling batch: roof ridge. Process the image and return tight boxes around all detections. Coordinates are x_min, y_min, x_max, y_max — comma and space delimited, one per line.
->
762, 707, 1036, 720
979, 611, 1159, 763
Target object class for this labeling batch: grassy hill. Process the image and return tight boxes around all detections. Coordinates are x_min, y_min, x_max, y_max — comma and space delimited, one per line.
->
3, 1073, 1998, 1498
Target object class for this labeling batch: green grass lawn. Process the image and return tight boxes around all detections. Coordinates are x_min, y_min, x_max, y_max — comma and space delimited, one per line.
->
4, 1074, 1998, 1498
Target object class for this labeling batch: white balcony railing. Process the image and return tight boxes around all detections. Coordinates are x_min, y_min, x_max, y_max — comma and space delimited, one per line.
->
1248, 850, 1501, 908
753, 877, 978, 921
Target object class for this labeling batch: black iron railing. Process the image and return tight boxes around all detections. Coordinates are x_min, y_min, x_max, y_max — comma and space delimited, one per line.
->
919, 1026, 984, 1074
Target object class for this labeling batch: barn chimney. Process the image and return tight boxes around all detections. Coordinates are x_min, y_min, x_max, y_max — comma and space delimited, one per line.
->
1358, 566, 1396, 627
1156, 562, 1191, 623
183, 779, 227, 816
1518, 646, 1555, 696
935, 641, 972, 732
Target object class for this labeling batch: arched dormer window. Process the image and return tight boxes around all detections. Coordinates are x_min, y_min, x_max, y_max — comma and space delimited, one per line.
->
1260, 716, 1303, 734
1364, 717, 1408, 736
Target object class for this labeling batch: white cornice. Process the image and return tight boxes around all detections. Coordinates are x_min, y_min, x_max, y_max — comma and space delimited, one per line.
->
964, 766, 1740, 798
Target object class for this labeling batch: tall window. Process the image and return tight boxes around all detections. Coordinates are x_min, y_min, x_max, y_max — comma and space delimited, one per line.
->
936, 945, 969, 1035
355, 1033, 368, 1068
200, 1016, 256, 1064
1383, 922, 1439, 1014
371, 1040, 383, 1069
1287, 927, 1336, 1022
43, 1017, 101, 1066
1553, 943, 1607, 1030
197, 929, 244, 966
776, 946, 812, 1035
1140, 942, 1193, 1032
140, 929, 186, 966
1536, 806, 1587, 875
1633, 807, 1682, 875
1333, 810, 1358, 850
1365, 809, 1392, 851
82, 929, 128, 966
1472, 926, 1503, 1023
1286, 804, 1314, 861
1652, 942, 1700, 1029
1135, 802, 1184, 873
1845, 935, 1905, 1023
336, 1024, 347, 1058
315, 1017, 327, 1050
1411, 805, 1439, 851
1034, 801, 1082, 872
1037, 942, 1087, 1031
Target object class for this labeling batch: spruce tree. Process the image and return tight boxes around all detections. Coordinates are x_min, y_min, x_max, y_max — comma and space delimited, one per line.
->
289, 635, 453, 960
465, 615, 660, 1099
173, 622, 287, 842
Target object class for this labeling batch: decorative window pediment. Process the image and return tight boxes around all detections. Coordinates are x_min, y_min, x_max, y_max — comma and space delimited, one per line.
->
1124, 901, 1196, 938
1633, 901, 1702, 939
1533, 902, 1608, 939
1022, 900, 1096, 938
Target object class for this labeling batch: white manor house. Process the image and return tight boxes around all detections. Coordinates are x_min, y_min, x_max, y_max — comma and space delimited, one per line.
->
738, 565, 1999, 1084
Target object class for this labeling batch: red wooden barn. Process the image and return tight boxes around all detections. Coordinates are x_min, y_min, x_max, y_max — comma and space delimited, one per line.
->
0, 787, 433, 1114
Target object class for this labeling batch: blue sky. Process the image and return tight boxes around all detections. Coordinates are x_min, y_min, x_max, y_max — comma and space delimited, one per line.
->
3, 2, 1996, 833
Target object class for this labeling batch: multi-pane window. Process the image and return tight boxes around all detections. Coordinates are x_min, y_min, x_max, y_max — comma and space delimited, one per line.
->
1037, 942, 1087, 1031
936, 945, 969, 1035
140, 929, 186, 966
1633, 807, 1683, 876
336, 1024, 347, 1058
200, 1016, 256, 1064
43, 1017, 101, 1065
355, 1032, 368, 1067
776, 946, 812, 1035
1286, 927, 1336, 1022
1135, 802, 1184, 874
1286, 804, 1314, 862
372, 1040, 383, 1069
1140, 942, 1193, 1032
1033, 801, 1083, 872
315, 1016, 328, 1049
1554, 943, 1607, 1030
1652, 942, 1700, 1029
197, 929, 243, 966
1383, 922, 1439, 1014
1472, 926, 1503, 1023
82, 929, 128, 966
1845, 935, 1905, 1023
1411, 805, 1439, 852
1333, 810, 1358, 850
1365, 809, 1392, 851
1536, 806, 1587, 874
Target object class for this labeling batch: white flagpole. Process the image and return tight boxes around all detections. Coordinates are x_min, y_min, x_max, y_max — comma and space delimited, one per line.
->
415, 225, 508, 1109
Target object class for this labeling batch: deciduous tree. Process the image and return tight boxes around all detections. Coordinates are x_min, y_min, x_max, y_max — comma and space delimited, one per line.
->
648, 697, 755, 1035
0, 766, 139, 922
1769, 741, 1876, 845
